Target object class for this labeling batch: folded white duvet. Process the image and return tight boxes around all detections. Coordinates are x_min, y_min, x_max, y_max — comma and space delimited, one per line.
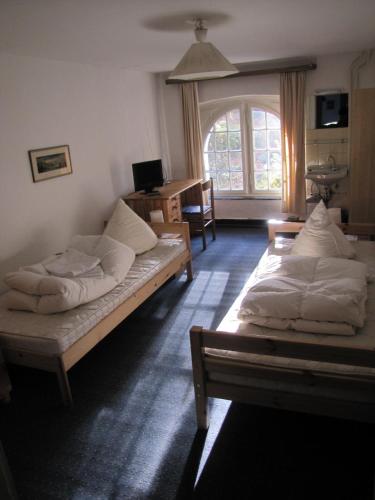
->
44, 248, 100, 277
239, 254, 368, 335
4, 235, 135, 314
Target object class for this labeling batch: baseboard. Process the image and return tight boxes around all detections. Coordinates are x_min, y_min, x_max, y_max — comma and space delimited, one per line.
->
215, 219, 267, 228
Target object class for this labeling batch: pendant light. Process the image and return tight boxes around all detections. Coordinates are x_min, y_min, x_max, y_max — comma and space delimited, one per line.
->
168, 18, 239, 81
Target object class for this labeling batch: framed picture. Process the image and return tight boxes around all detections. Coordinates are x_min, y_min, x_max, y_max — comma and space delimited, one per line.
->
28, 145, 72, 182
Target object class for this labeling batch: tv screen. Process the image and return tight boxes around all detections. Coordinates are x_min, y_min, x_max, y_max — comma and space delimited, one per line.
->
316, 93, 348, 128
132, 159, 164, 193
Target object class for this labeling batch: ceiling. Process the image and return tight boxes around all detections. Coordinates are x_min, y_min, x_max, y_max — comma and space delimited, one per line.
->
1, 0, 375, 73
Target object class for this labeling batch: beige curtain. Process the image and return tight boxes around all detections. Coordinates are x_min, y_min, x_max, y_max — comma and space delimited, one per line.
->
280, 71, 306, 216
181, 82, 204, 179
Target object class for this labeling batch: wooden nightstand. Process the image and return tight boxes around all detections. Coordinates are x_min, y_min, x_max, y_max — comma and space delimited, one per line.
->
267, 220, 305, 241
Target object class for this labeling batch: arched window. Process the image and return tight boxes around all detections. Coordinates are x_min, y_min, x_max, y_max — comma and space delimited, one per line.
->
201, 97, 281, 197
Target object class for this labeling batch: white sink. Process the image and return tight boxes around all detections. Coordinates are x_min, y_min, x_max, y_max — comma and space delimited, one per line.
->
305, 165, 348, 185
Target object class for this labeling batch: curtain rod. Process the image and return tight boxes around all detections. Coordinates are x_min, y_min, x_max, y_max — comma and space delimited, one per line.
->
165, 62, 317, 85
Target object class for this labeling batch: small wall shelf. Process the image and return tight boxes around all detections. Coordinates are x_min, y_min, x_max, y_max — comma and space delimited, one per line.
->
305, 138, 348, 145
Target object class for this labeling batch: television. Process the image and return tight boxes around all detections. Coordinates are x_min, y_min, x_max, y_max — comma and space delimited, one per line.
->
316, 93, 348, 129
132, 159, 164, 193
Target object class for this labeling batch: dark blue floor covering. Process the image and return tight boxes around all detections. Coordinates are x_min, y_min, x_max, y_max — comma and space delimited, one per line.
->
0, 227, 374, 500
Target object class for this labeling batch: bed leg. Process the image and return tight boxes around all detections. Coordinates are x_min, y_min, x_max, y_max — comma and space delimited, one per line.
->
56, 359, 73, 407
190, 326, 209, 429
186, 260, 193, 281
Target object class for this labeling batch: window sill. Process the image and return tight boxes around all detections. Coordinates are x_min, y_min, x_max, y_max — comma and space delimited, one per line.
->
215, 195, 281, 201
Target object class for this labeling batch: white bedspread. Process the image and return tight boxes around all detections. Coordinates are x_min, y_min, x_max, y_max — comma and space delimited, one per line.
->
4, 235, 135, 314
239, 253, 368, 335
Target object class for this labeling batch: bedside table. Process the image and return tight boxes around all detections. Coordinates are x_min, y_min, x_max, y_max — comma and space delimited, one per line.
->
267, 220, 305, 241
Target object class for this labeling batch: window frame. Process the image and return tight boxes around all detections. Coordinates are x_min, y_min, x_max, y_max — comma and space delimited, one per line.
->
200, 95, 281, 199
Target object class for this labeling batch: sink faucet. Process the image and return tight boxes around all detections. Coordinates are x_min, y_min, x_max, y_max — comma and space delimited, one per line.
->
327, 154, 336, 170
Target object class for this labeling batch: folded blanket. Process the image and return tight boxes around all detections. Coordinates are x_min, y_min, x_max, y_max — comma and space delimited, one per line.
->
44, 248, 100, 277
4, 235, 135, 314
239, 254, 368, 336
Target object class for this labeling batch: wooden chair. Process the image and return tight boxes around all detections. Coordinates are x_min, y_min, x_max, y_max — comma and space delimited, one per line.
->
182, 179, 216, 250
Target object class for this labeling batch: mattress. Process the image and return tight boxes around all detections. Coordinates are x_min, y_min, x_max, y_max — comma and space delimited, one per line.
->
206, 239, 375, 381
0, 238, 186, 356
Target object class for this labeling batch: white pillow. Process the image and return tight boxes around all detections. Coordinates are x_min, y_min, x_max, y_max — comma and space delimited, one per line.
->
291, 200, 355, 258
104, 199, 158, 255
93, 235, 135, 282
69, 234, 135, 282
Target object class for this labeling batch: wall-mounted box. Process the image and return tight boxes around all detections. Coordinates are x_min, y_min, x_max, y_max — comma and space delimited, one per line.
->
316, 93, 348, 129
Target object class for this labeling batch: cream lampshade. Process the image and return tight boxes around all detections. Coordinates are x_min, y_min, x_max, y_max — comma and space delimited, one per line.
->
168, 19, 239, 81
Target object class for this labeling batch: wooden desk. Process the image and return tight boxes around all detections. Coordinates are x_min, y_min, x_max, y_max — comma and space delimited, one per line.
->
124, 179, 202, 223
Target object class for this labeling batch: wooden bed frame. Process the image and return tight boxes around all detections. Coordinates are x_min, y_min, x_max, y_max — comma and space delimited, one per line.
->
2, 222, 193, 406
190, 221, 375, 429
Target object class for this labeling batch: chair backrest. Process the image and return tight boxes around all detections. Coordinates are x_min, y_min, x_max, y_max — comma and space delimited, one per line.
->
181, 178, 215, 213
201, 178, 215, 215
201, 179, 212, 192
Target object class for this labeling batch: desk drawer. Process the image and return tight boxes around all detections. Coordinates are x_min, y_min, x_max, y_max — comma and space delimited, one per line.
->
167, 196, 182, 222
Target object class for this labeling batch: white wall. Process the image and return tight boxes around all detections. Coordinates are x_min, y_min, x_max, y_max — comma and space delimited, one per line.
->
306, 52, 354, 96
160, 51, 375, 220
361, 56, 375, 88
0, 53, 161, 292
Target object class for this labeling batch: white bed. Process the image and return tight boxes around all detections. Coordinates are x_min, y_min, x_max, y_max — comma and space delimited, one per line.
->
190, 222, 375, 429
0, 222, 193, 404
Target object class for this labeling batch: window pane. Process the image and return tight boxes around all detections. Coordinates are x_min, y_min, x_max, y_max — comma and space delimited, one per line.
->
204, 153, 209, 170
227, 109, 240, 130
207, 152, 216, 168
253, 130, 267, 150
204, 152, 216, 172
254, 172, 268, 190
266, 112, 280, 129
252, 109, 266, 129
228, 132, 241, 150
203, 107, 249, 193
269, 151, 281, 169
269, 171, 282, 190
215, 152, 229, 170
229, 151, 242, 171
268, 129, 281, 150
217, 171, 230, 190
215, 116, 227, 132
206, 134, 215, 152
250, 107, 282, 193
215, 132, 228, 151
254, 151, 268, 171
230, 172, 244, 190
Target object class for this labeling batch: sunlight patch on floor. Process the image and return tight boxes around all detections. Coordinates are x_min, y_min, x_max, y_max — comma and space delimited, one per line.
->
182, 271, 230, 307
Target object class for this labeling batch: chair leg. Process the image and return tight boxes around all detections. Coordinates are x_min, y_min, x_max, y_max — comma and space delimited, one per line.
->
202, 226, 207, 250
212, 219, 216, 241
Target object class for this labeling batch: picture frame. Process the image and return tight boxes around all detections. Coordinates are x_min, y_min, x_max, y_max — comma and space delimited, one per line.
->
28, 145, 72, 182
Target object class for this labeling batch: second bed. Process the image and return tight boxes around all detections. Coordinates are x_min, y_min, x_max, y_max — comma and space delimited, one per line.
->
190, 222, 375, 429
